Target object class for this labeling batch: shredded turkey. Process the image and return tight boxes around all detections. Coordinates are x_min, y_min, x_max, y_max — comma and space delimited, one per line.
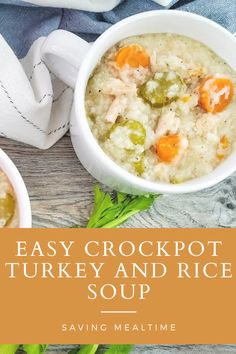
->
101, 78, 137, 96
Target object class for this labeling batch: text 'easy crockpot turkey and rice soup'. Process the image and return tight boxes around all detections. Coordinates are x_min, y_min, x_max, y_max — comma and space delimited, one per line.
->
0, 169, 18, 227
85, 33, 236, 184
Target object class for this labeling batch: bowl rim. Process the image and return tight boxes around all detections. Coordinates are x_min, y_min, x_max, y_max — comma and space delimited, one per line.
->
0, 148, 32, 228
74, 10, 236, 194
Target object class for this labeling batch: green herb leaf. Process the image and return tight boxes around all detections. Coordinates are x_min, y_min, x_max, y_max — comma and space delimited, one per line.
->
86, 185, 113, 228
74, 344, 99, 354
40, 345, 48, 352
23, 344, 48, 354
104, 344, 134, 354
0, 345, 19, 354
86, 185, 158, 228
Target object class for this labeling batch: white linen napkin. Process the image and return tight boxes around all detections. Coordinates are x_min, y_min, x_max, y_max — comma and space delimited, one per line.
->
0, 35, 73, 149
0, 0, 174, 149
26, 0, 122, 12
155, 0, 173, 5
26, 0, 174, 11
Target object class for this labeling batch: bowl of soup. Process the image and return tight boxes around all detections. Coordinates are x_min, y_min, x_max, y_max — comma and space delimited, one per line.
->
0, 149, 31, 228
85, 33, 236, 185
41, 10, 236, 194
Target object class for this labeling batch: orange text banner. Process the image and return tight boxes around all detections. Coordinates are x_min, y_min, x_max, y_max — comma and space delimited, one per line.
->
0, 228, 235, 344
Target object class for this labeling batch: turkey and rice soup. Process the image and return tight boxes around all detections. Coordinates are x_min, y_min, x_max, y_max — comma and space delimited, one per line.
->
85, 33, 236, 184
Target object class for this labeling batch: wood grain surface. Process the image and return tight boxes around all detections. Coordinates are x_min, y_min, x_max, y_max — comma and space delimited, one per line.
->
1, 136, 235, 353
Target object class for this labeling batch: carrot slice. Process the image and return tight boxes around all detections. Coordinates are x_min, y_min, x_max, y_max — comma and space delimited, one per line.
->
156, 134, 181, 163
115, 45, 150, 69
199, 75, 234, 113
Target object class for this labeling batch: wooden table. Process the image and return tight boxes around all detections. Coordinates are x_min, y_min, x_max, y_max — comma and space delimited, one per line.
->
1, 136, 236, 353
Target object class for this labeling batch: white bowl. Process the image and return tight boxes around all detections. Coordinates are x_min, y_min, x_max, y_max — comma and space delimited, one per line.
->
41, 10, 236, 194
0, 149, 31, 227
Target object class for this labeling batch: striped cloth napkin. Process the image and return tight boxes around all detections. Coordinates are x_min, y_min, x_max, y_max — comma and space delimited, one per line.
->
0, 0, 235, 149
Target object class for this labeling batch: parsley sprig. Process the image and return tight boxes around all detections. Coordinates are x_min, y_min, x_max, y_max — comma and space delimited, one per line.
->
0, 344, 134, 354
69, 344, 134, 354
84, 185, 158, 228
0, 345, 48, 354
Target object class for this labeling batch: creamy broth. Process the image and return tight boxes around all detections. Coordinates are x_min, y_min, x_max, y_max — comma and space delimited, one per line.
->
0, 169, 18, 227
86, 34, 236, 184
